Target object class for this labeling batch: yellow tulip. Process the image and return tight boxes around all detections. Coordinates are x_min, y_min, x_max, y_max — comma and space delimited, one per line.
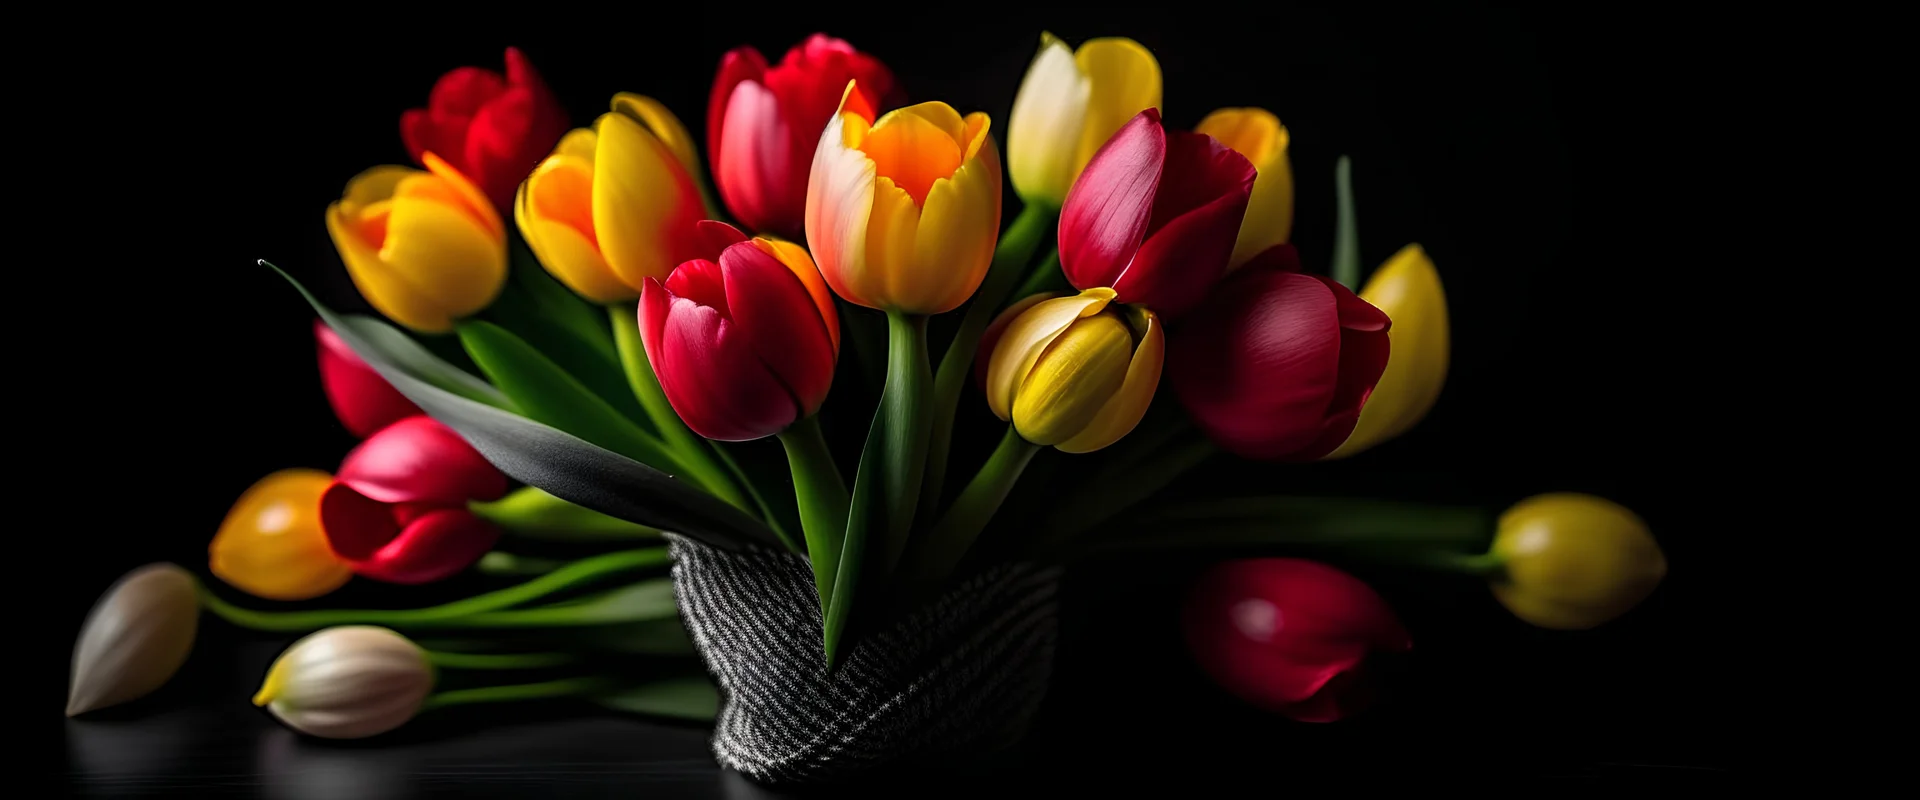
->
325, 153, 507, 333
1196, 108, 1294, 268
1007, 33, 1162, 208
209, 469, 352, 601
516, 93, 707, 303
1326, 244, 1449, 459
985, 287, 1163, 452
1490, 493, 1667, 630
806, 85, 1002, 314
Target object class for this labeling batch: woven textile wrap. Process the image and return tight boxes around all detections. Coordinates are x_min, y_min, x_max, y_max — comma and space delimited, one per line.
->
666, 534, 1066, 786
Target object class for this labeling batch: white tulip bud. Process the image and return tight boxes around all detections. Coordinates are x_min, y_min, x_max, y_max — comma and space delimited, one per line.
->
68, 563, 200, 716
253, 626, 434, 739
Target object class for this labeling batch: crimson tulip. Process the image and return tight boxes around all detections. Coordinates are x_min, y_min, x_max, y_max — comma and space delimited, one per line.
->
1058, 109, 1255, 320
1169, 245, 1391, 461
315, 320, 422, 439
1185, 558, 1411, 722
639, 222, 840, 442
318, 416, 510, 584
401, 47, 569, 213
709, 34, 897, 239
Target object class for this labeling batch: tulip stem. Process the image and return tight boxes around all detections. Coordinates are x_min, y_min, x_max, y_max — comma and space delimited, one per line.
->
476, 551, 569, 577
1077, 497, 1496, 557
1028, 437, 1219, 559
904, 426, 1040, 587
608, 304, 765, 529
777, 415, 852, 613
1332, 155, 1361, 289
923, 203, 1058, 523
195, 548, 668, 632
426, 650, 578, 670
1010, 251, 1068, 303
877, 311, 934, 575
422, 676, 615, 711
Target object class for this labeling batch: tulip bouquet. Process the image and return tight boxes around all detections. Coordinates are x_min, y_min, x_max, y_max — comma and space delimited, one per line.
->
68, 33, 1669, 786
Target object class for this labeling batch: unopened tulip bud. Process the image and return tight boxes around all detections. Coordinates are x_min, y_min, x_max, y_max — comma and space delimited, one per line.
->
254, 626, 434, 739
1008, 33, 1162, 208
325, 154, 508, 333
1490, 494, 1667, 630
210, 469, 353, 601
985, 287, 1163, 453
68, 564, 200, 716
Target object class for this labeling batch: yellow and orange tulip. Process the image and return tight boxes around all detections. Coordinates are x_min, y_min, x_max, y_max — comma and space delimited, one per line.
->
209, 469, 353, 601
1007, 33, 1162, 208
516, 93, 708, 303
325, 154, 508, 333
985, 287, 1163, 453
1196, 107, 1294, 268
1326, 244, 1449, 459
805, 84, 1002, 314
1490, 493, 1667, 630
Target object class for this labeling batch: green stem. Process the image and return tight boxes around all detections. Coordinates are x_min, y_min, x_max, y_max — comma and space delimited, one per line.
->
196, 548, 668, 632
1085, 497, 1495, 554
469, 486, 661, 541
1332, 155, 1361, 289
905, 426, 1039, 586
422, 676, 612, 711
777, 416, 851, 611
426, 651, 577, 670
1028, 438, 1218, 559
923, 204, 1057, 520
476, 551, 568, 577
1010, 250, 1068, 302
877, 311, 934, 575
609, 303, 755, 515
705, 442, 796, 552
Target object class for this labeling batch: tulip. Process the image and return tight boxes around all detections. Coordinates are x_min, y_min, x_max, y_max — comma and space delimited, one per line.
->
1169, 246, 1392, 461
710, 34, 897, 239
1489, 494, 1666, 630
639, 222, 839, 441
210, 469, 353, 601
974, 292, 1057, 390
254, 626, 433, 739
517, 94, 708, 303
400, 47, 569, 213
67, 564, 200, 716
1058, 110, 1255, 320
1007, 33, 1162, 208
1184, 558, 1411, 722
319, 417, 509, 584
806, 84, 1002, 314
315, 320, 422, 439
325, 154, 508, 333
1195, 107, 1294, 269
1325, 245, 1449, 459
985, 288, 1163, 453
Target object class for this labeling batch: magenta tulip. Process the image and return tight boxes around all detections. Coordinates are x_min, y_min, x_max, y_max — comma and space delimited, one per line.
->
315, 320, 422, 439
319, 417, 509, 584
1058, 109, 1255, 320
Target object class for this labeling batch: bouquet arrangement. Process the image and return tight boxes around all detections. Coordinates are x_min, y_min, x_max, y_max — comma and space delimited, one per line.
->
66, 33, 1668, 786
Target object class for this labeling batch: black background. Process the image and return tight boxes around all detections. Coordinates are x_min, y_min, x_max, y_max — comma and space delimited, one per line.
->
51, 6, 1740, 794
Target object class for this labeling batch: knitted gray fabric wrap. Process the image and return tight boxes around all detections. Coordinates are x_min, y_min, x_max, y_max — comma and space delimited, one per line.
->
666, 534, 1065, 786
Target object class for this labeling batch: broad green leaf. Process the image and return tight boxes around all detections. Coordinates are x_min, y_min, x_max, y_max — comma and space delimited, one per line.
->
824, 408, 888, 668
592, 677, 719, 722
263, 261, 778, 551
485, 253, 650, 428
471, 486, 662, 541
456, 319, 684, 474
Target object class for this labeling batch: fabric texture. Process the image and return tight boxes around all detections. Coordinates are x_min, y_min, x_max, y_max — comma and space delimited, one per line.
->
667, 534, 1065, 786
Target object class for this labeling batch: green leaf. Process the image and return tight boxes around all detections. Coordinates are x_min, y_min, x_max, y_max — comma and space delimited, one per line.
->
592, 677, 719, 721
485, 285, 652, 430
1332, 155, 1361, 289
564, 618, 696, 656
262, 261, 779, 551
476, 551, 568, 577
824, 408, 887, 668
470, 486, 662, 541
456, 319, 684, 474
454, 580, 678, 628
509, 238, 619, 356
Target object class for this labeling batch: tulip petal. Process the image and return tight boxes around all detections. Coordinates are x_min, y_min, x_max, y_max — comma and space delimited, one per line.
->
377, 171, 508, 324
707, 46, 770, 175
722, 242, 837, 415
316, 320, 422, 439
1056, 307, 1164, 453
328, 200, 456, 335
806, 104, 878, 307
649, 288, 800, 441
356, 508, 502, 584
692, 221, 750, 263
212, 469, 353, 601
1071, 38, 1163, 179
1013, 312, 1134, 446
335, 416, 508, 506
420, 153, 504, 240
1008, 32, 1092, 204
556, 127, 598, 162
865, 177, 920, 302
1170, 271, 1344, 459
1288, 278, 1392, 460
612, 93, 704, 190
1329, 245, 1448, 458
518, 156, 632, 303
1114, 132, 1254, 318
428, 66, 506, 118
593, 111, 704, 288
66, 564, 199, 716
976, 293, 1058, 390
985, 289, 1115, 420
716, 79, 796, 233
753, 238, 839, 349
463, 87, 543, 210
1059, 110, 1164, 291
907, 132, 1000, 314
861, 107, 963, 207
1198, 108, 1294, 266
318, 480, 401, 563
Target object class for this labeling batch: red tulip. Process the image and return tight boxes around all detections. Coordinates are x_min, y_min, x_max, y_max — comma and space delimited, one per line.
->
1185, 558, 1412, 722
401, 47, 569, 213
639, 222, 840, 442
319, 417, 510, 584
315, 320, 422, 439
709, 34, 897, 239
1169, 245, 1392, 461
1058, 109, 1255, 320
